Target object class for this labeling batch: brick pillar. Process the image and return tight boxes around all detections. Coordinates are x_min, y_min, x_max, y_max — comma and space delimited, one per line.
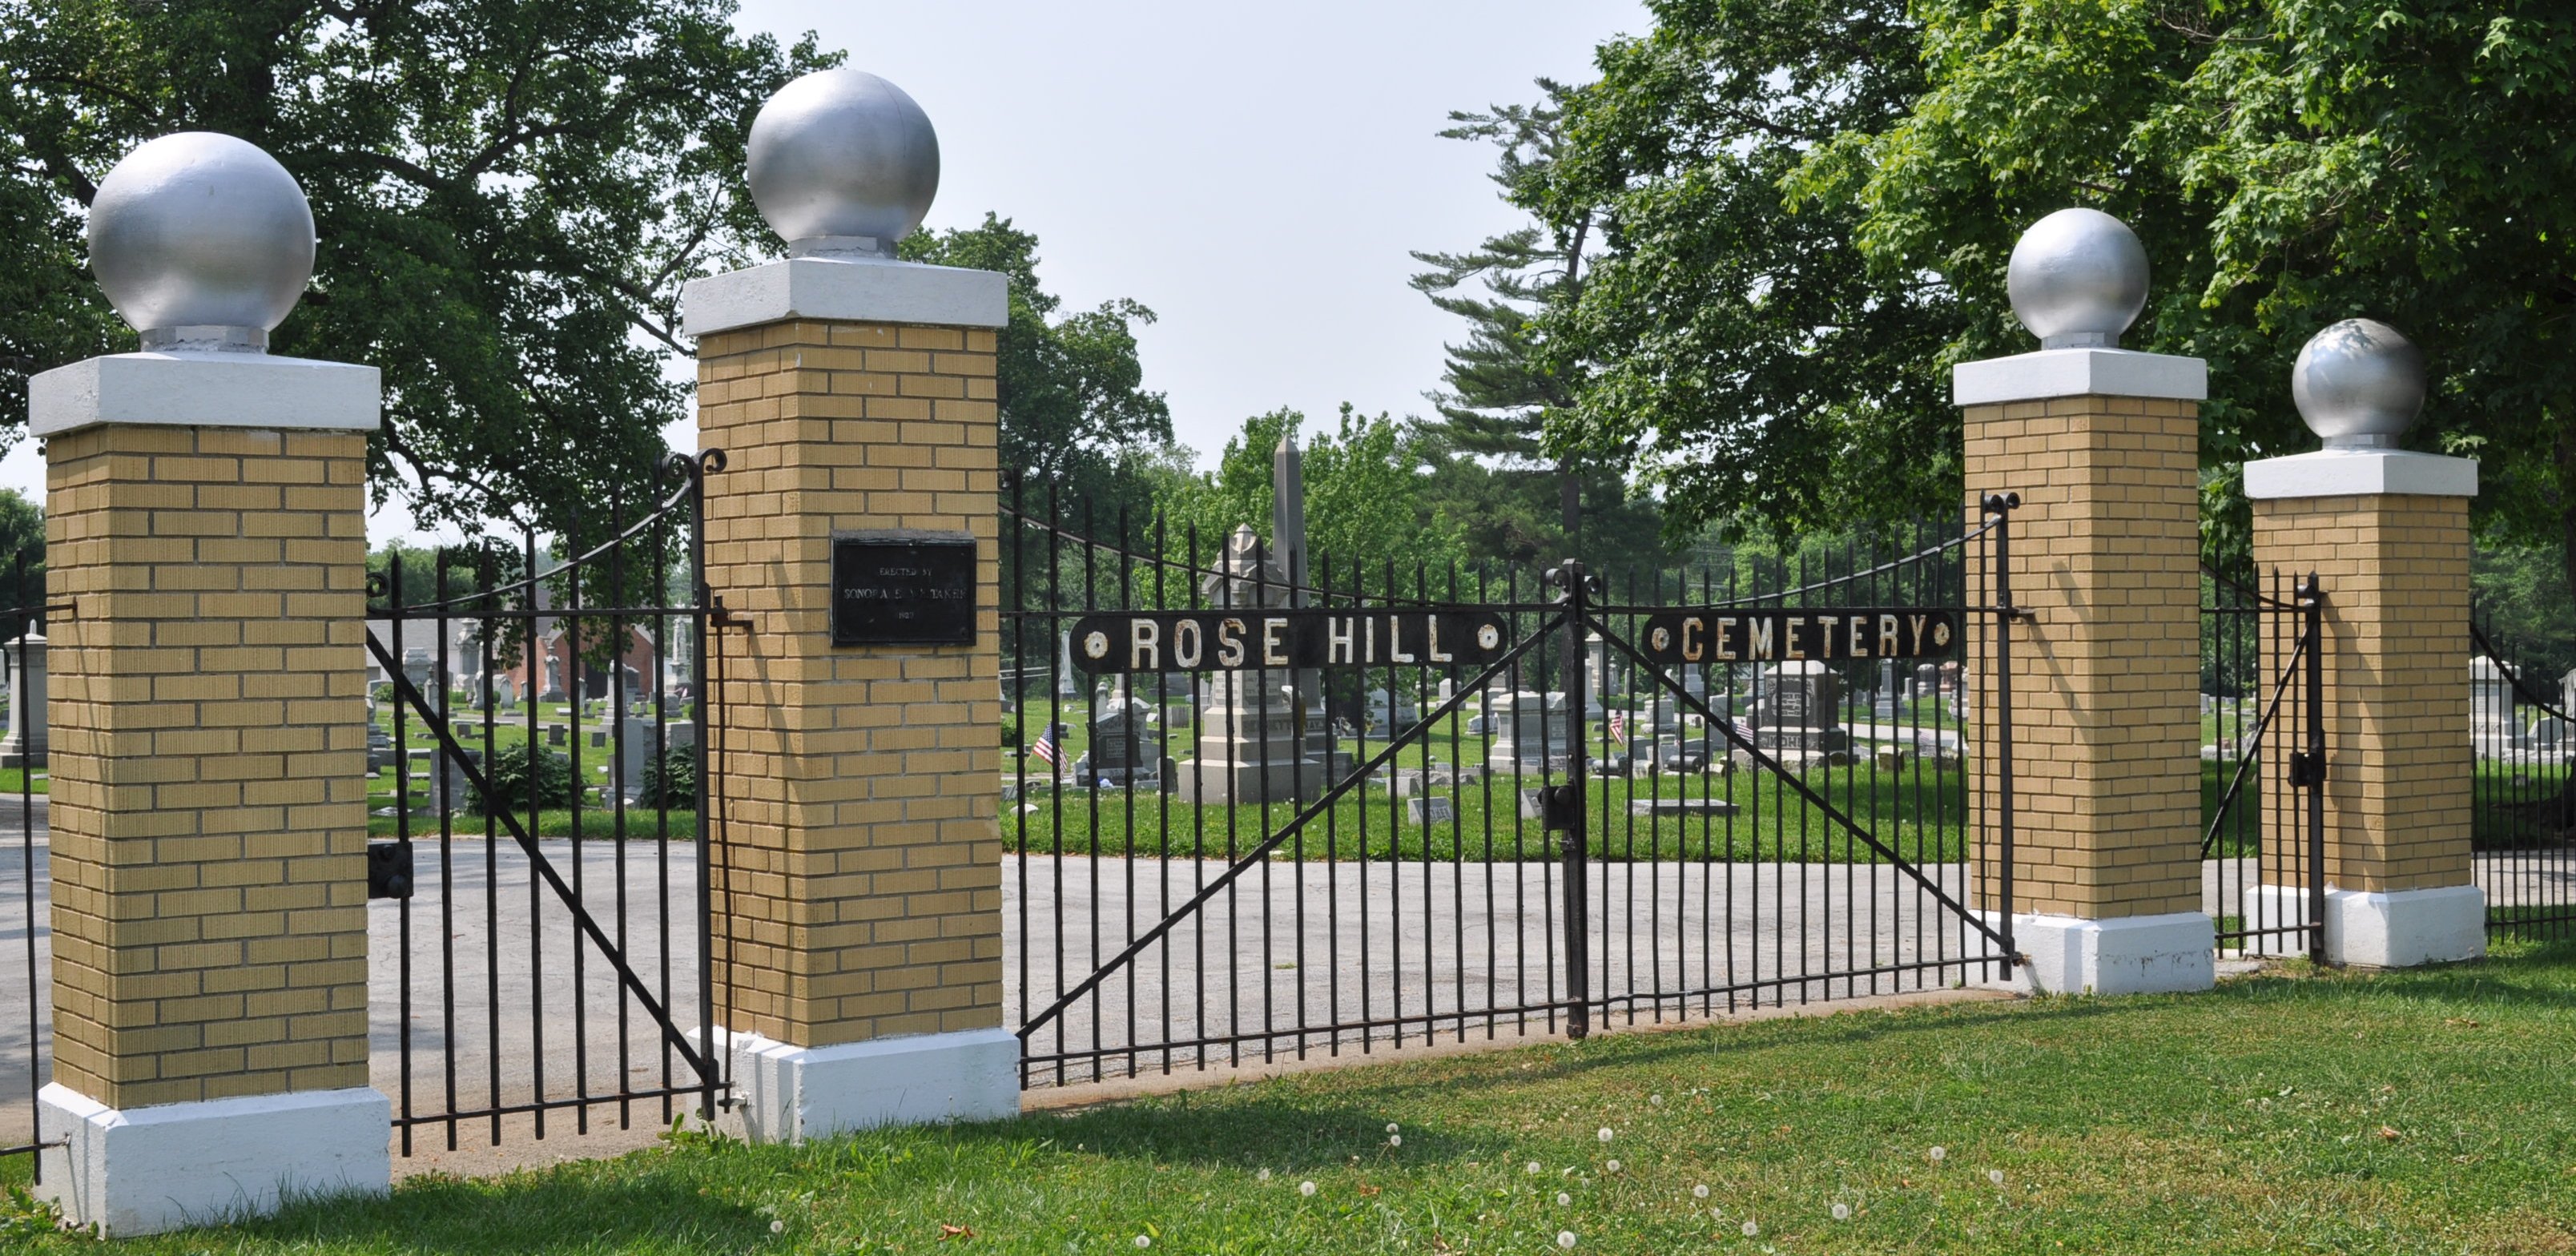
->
2244, 451, 2484, 965
682, 254, 1016, 1141
1955, 346, 2216, 994
29, 352, 388, 1234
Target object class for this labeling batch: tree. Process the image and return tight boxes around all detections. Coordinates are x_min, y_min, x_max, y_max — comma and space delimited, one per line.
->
1157, 405, 1467, 587
0, 488, 39, 614
1411, 91, 1670, 572
0, 0, 831, 530
900, 214, 1171, 512
1527, 0, 1954, 541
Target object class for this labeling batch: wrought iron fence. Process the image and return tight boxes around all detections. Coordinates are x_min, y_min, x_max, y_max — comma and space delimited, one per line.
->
2470, 613, 2576, 940
2199, 569, 2325, 961
1001, 477, 2015, 1087
0, 563, 54, 1182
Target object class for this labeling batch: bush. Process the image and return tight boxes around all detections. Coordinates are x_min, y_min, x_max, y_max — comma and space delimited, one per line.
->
470, 741, 576, 813
636, 746, 697, 810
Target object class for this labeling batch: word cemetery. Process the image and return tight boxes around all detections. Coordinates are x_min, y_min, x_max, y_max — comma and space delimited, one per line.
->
1636, 608, 1958, 665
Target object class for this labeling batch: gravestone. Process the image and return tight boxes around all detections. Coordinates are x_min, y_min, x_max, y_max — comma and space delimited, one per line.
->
2528, 716, 2566, 752
546, 723, 567, 747
2562, 667, 2576, 719
1406, 795, 1455, 826
1078, 699, 1162, 789
0, 631, 46, 769
402, 646, 443, 716
1365, 687, 1419, 739
1484, 690, 1575, 773
1173, 526, 1319, 803
2472, 657, 2521, 758
1737, 660, 1851, 767
538, 655, 566, 702
364, 695, 395, 772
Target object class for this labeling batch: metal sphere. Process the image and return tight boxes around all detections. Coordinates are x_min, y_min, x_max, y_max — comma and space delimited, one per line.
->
2292, 318, 2424, 449
88, 131, 315, 348
747, 68, 940, 255
2006, 208, 2150, 349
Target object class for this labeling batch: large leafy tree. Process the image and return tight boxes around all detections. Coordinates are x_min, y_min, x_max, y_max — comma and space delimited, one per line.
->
1536, 0, 2576, 598
1157, 405, 1467, 586
0, 0, 830, 531
1410, 92, 1670, 573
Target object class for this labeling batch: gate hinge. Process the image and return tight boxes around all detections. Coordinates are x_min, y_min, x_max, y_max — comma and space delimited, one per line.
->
1538, 784, 1582, 833
2286, 751, 2324, 789
368, 841, 415, 900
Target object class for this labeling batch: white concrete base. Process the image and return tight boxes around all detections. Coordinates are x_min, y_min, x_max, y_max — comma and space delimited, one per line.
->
711, 1026, 1020, 1145
35, 1084, 390, 1238
2246, 884, 2485, 968
1978, 910, 2215, 996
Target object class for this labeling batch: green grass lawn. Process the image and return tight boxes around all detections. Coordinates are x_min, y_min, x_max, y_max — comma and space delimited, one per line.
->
11, 942, 2573, 1252
0, 767, 41, 795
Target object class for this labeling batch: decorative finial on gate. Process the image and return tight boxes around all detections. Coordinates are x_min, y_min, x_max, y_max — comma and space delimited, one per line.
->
747, 67, 941, 260
87, 132, 316, 352
2291, 319, 2424, 449
2006, 207, 2150, 349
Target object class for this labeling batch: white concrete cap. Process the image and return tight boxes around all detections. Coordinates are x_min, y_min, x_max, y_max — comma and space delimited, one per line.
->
29, 351, 381, 438
710, 1025, 1019, 1145
1952, 347, 2208, 406
2241, 448, 2478, 500
36, 1084, 391, 1238
682, 256, 1008, 337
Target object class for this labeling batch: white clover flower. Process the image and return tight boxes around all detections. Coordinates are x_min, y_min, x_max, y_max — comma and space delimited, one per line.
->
1693, 1184, 1710, 1200
770, 1219, 785, 1234
1742, 1219, 1760, 1238
1649, 1094, 1664, 1106
1988, 1169, 2005, 1186
1604, 1159, 1621, 1174
1831, 1203, 1851, 1222
1556, 1230, 1578, 1250
1134, 1238, 1152, 1250
1527, 1161, 1544, 1175
1597, 1127, 1615, 1144
1299, 1181, 1317, 1198
1928, 1145, 1946, 1162
1710, 1207, 1723, 1222
1556, 1191, 1572, 1206
1388, 1133, 1403, 1148
1258, 1168, 1272, 1182
1387, 1122, 1401, 1134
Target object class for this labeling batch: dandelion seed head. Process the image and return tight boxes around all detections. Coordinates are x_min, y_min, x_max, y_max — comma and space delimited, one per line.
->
1742, 1220, 1761, 1238
1928, 1145, 1946, 1162
1556, 1230, 1578, 1250
1388, 1133, 1403, 1148
1649, 1094, 1664, 1106
1832, 1203, 1851, 1222
1258, 1168, 1272, 1182
1299, 1181, 1317, 1198
769, 1220, 785, 1235
1693, 1184, 1710, 1200
1988, 1169, 2005, 1186
1556, 1192, 1572, 1206
1604, 1159, 1621, 1174
1597, 1127, 1616, 1144
1526, 1161, 1543, 1175
1134, 1238, 1152, 1250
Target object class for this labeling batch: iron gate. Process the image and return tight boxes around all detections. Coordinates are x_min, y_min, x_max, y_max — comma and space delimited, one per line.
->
2470, 614, 2576, 940
1002, 481, 2020, 1086
2199, 568, 2326, 961
366, 451, 733, 1153
1, 572, 55, 1182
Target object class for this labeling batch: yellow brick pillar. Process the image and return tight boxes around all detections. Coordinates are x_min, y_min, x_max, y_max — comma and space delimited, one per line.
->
1953, 208, 2216, 995
27, 131, 389, 1236
678, 66, 1016, 1141
2241, 318, 2485, 966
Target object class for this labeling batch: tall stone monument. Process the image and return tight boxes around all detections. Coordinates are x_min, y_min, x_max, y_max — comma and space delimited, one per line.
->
1176, 525, 1320, 803
0, 630, 46, 769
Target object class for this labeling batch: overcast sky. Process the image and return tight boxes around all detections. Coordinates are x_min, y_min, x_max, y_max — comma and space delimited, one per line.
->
0, 1, 1652, 539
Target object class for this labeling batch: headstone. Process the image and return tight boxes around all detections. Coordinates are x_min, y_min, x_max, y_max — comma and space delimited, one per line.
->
0, 632, 46, 769
401, 646, 445, 716
546, 723, 567, 747
538, 655, 566, 702
1057, 630, 1081, 699
1738, 660, 1852, 767
1584, 631, 1620, 718
1484, 690, 1575, 773
2529, 715, 2567, 751
1085, 700, 1162, 790
2472, 657, 2521, 758
1174, 526, 1321, 803
364, 695, 394, 772
2561, 668, 2576, 719
1365, 687, 1420, 739
1406, 795, 1455, 826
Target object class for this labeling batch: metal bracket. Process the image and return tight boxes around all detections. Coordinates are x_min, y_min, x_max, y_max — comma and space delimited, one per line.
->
2286, 751, 2324, 789
368, 841, 414, 900
1538, 784, 1581, 833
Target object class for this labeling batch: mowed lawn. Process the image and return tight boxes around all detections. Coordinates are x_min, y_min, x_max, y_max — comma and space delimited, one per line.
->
10, 942, 2576, 1253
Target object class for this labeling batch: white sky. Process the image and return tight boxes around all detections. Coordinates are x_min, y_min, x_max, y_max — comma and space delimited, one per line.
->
0, 1, 1651, 541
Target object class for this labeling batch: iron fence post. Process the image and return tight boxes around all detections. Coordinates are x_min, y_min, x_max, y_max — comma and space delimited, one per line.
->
2303, 574, 2328, 965
1984, 493, 2020, 978
1558, 560, 1591, 1040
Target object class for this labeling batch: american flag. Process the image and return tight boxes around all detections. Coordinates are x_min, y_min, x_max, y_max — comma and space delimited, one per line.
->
1608, 710, 1629, 743
1029, 727, 1061, 767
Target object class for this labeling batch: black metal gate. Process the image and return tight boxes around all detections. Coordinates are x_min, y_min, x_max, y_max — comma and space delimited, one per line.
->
1003, 481, 2019, 1086
2470, 613, 2576, 940
366, 451, 732, 1153
2200, 568, 2326, 961
2, 573, 56, 1182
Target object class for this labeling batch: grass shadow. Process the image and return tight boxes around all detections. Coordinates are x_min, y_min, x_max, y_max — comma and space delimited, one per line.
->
146, 1163, 771, 1254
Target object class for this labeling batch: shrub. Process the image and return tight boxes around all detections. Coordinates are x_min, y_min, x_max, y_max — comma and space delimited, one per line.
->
470, 741, 576, 813
636, 746, 697, 810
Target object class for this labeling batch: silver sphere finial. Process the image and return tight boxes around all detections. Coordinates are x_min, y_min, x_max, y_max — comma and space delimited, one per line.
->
747, 68, 940, 259
2292, 319, 2424, 449
2006, 208, 2150, 349
88, 132, 316, 352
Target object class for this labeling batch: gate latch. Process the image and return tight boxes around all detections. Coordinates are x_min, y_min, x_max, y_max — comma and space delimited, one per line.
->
368, 841, 414, 900
1538, 784, 1581, 833
2286, 751, 2325, 789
